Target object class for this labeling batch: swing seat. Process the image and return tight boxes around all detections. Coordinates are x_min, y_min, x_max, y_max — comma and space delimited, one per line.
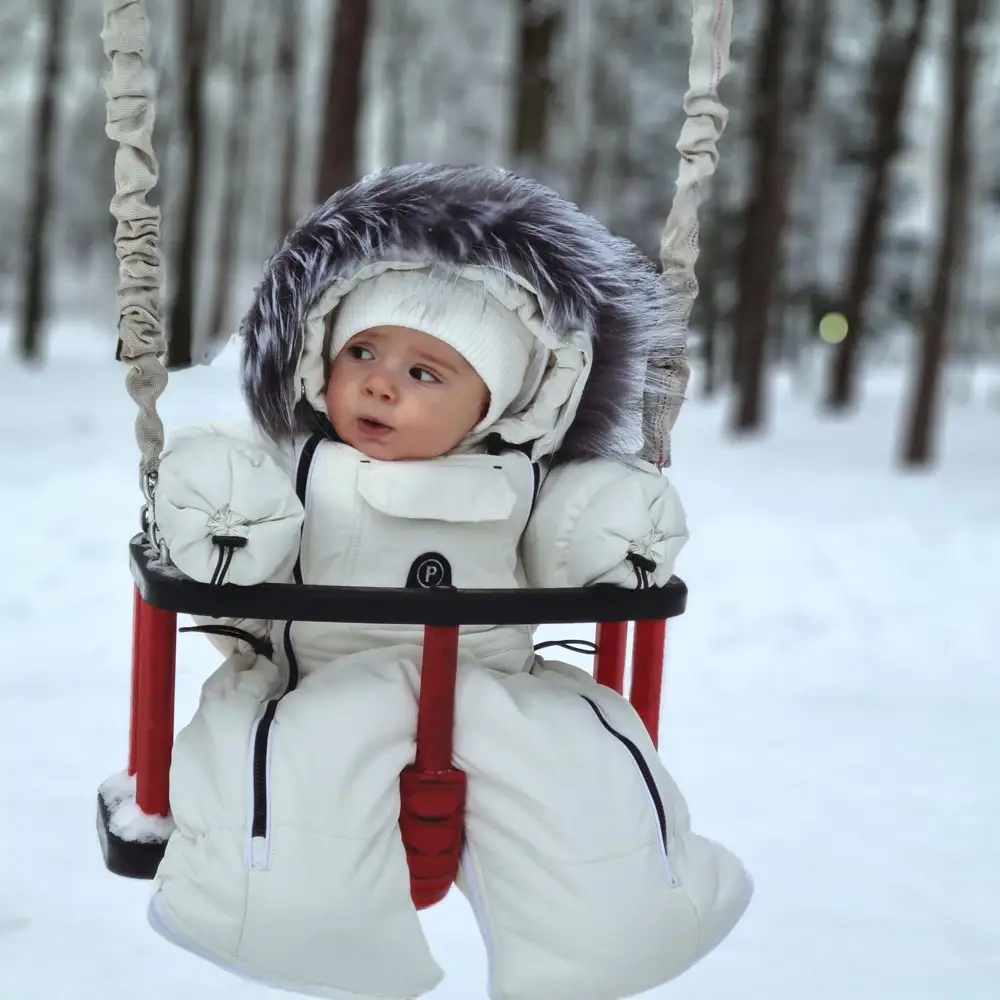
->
97, 536, 687, 908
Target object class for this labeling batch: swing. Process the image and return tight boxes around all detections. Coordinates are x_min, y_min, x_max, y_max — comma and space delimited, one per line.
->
96, 0, 732, 911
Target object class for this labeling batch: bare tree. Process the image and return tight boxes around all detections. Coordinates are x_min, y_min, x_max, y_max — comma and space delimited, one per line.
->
315, 0, 372, 201
900, 0, 982, 466
513, 0, 564, 170
380, 0, 411, 166
149, 1, 177, 218
577, 1, 632, 230
16, 0, 67, 363
275, 1, 301, 239
779, 0, 831, 363
823, 0, 930, 411
730, 0, 792, 434
696, 194, 723, 398
166, 0, 211, 368
208, 6, 259, 343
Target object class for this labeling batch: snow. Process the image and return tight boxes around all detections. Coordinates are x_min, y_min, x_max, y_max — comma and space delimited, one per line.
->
99, 771, 176, 843
1, 319, 998, 999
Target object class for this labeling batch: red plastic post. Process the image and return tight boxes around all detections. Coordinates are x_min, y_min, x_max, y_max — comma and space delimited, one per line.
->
400, 623, 465, 909
414, 625, 460, 772
629, 619, 667, 747
135, 597, 178, 817
127, 587, 142, 776
594, 621, 628, 694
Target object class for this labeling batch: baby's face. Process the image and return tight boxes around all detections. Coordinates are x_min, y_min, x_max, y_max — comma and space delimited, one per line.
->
326, 325, 489, 460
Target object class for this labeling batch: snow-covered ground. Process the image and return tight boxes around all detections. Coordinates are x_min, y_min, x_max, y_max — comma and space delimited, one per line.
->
1, 322, 997, 1000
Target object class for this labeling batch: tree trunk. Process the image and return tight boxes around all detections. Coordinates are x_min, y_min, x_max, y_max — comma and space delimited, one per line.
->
578, 1, 632, 229
166, 0, 210, 369
781, 0, 830, 365
900, 0, 980, 467
381, 0, 411, 165
697, 194, 722, 398
275, 2, 301, 239
730, 0, 791, 434
699, 266, 720, 398
16, 0, 67, 364
315, 0, 371, 201
823, 0, 930, 411
149, 7, 176, 217
208, 8, 259, 343
513, 0, 563, 167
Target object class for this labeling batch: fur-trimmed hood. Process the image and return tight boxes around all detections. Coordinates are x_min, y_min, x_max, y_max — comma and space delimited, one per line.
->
239, 164, 684, 463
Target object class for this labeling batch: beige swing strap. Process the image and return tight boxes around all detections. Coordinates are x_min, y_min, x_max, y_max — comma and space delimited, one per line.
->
644, 0, 733, 468
102, 0, 166, 497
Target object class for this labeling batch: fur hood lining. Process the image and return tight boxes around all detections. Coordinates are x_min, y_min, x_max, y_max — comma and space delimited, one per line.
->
239, 164, 685, 464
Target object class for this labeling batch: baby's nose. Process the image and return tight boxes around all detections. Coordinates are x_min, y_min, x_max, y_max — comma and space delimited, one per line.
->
364, 370, 397, 399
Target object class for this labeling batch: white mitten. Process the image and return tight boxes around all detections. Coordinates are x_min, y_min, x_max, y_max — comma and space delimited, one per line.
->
522, 458, 688, 589
153, 426, 305, 585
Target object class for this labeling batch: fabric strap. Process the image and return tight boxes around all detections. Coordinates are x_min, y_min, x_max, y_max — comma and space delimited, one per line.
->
102, 0, 166, 487
643, 0, 733, 468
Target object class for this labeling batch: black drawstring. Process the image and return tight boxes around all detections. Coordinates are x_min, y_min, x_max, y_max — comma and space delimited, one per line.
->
183, 629, 599, 662
534, 639, 599, 656
209, 534, 247, 586
183, 430, 324, 664
179, 623, 274, 658
626, 552, 656, 590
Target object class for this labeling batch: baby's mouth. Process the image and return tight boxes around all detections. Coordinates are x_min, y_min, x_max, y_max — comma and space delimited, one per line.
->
357, 416, 393, 435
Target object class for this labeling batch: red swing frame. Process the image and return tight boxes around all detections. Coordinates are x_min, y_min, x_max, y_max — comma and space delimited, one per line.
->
120, 590, 669, 909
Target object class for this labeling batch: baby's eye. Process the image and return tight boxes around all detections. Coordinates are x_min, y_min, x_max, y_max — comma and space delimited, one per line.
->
349, 345, 374, 361
410, 366, 440, 384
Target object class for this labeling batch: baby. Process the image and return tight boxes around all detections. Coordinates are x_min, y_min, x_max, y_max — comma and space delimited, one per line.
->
149, 165, 751, 1000
325, 290, 508, 461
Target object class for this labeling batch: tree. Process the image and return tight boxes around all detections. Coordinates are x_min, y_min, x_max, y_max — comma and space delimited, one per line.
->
577, 1, 634, 235
315, 0, 371, 201
900, 0, 982, 466
576, 0, 690, 255
275, 1, 301, 239
208, 4, 259, 343
695, 189, 723, 398
512, 0, 564, 170
730, 0, 792, 434
378, 0, 412, 166
778, 0, 831, 367
16, 0, 67, 363
823, 0, 930, 411
165, 0, 211, 368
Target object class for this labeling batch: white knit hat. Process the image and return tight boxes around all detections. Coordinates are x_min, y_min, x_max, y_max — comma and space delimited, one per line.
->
329, 268, 539, 431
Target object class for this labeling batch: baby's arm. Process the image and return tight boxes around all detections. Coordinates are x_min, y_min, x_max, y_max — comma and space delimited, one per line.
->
521, 458, 688, 589
152, 422, 304, 585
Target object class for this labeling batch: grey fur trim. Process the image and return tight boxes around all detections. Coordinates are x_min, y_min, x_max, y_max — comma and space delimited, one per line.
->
240, 164, 685, 462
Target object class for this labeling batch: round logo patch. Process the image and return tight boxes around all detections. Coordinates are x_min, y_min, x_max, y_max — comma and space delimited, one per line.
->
406, 552, 453, 589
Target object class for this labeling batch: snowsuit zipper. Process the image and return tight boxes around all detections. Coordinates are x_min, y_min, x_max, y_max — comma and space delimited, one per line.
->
581, 695, 678, 884
247, 431, 325, 869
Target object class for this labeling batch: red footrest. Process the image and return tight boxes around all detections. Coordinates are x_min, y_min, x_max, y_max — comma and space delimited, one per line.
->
399, 764, 467, 909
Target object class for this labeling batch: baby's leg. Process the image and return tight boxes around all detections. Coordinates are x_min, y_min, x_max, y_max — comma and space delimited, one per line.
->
152, 647, 442, 1000
452, 657, 752, 1000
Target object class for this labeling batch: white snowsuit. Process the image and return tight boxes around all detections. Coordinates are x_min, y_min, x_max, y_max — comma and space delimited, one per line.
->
150, 429, 751, 1000
146, 165, 753, 1000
